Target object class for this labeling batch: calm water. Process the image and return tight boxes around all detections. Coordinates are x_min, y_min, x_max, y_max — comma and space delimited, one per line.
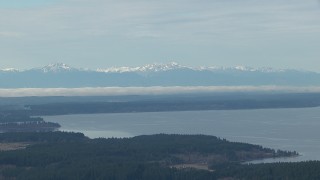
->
43, 107, 320, 163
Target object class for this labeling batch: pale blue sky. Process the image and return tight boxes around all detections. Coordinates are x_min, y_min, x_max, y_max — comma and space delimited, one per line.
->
0, 0, 58, 8
0, 0, 320, 71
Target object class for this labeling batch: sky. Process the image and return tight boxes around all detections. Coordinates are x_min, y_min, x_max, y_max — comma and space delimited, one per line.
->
0, 0, 320, 71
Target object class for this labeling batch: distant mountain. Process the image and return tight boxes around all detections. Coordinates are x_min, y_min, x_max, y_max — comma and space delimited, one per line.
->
0, 62, 319, 88
32, 63, 80, 73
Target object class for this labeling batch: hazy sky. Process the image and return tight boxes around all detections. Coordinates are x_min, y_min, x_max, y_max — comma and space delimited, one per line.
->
0, 0, 320, 71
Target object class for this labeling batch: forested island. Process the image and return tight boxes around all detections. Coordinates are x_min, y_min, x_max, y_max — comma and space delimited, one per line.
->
0, 114, 60, 132
0, 132, 310, 180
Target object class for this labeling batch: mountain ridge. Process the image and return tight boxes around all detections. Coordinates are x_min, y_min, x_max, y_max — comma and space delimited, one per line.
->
0, 62, 311, 74
0, 62, 319, 88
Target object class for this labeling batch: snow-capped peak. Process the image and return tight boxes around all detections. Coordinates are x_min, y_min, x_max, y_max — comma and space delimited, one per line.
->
96, 62, 290, 73
97, 62, 185, 73
39, 63, 76, 73
0, 68, 20, 72
234, 66, 254, 71
193, 65, 288, 73
138, 62, 184, 72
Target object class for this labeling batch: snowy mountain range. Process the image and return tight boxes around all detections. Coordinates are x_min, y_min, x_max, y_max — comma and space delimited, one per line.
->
0, 62, 319, 88
0, 62, 293, 73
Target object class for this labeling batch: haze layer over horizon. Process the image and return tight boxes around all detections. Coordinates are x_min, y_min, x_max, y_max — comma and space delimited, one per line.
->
1, 86, 320, 97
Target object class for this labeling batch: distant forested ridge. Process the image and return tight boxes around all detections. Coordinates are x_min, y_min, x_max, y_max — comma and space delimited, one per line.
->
1, 93, 320, 116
